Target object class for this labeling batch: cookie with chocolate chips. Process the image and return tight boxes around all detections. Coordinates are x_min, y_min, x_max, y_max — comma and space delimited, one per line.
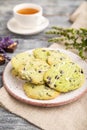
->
48, 50, 71, 65
33, 48, 50, 61
20, 59, 49, 84
44, 62, 85, 92
23, 82, 60, 100
11, 52, 35, 78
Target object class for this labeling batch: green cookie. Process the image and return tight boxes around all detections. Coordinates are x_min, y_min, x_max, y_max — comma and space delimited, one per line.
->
33, 48, 50, 61
23, 82, 60, 100
11, 52, 35, 78
44, 62, 85, 92
48, 50, 71, 65
20, 59, 50, 84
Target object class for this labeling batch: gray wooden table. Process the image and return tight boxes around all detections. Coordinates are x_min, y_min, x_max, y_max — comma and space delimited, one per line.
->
0, 0, 85, 129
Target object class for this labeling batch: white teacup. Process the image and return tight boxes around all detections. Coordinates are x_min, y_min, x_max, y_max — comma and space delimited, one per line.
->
13, 3, 43, 28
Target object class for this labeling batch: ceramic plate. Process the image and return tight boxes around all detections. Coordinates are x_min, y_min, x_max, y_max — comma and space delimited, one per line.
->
3, 48, 87, 107
7, 16, 49, 35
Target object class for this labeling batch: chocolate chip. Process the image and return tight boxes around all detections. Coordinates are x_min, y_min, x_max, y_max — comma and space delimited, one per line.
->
46, 92, 51, 97
81, 69, 83, 74
54, 84, 57, 87
23, 67, 25, 70
60, 58, 63, 60
55, 75, 60, 79
74, 70, 77, 73
60, 70, 63, 74
38, 70, 42, 73
69, 79, 71, 82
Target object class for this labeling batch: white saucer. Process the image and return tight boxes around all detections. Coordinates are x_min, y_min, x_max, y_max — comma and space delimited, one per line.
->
7, 16, 49, 35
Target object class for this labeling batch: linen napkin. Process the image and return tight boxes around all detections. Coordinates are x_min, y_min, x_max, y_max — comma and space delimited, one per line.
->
0, 83, 87, 130
70, 1, 87, 28
70, 1, 87, 22
0, 2, 87, 130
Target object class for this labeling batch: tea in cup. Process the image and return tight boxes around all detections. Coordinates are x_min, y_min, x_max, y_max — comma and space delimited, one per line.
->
13, 3, 43, 28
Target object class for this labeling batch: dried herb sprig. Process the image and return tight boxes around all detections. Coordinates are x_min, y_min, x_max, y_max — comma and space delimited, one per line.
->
46, 26, 87, 59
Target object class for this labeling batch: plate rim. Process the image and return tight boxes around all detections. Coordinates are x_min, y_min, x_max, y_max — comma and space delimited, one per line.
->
3, 48, 87, 107
3, 83, 87, 107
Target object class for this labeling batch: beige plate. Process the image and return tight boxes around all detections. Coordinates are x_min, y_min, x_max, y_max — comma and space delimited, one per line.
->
3, 48, 87, 107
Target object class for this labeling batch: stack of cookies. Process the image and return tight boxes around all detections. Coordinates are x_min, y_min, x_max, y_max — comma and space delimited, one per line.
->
11, 48, 85, 100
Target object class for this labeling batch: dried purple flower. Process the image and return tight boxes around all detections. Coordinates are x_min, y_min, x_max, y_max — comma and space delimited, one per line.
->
0, 36, 18, 63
